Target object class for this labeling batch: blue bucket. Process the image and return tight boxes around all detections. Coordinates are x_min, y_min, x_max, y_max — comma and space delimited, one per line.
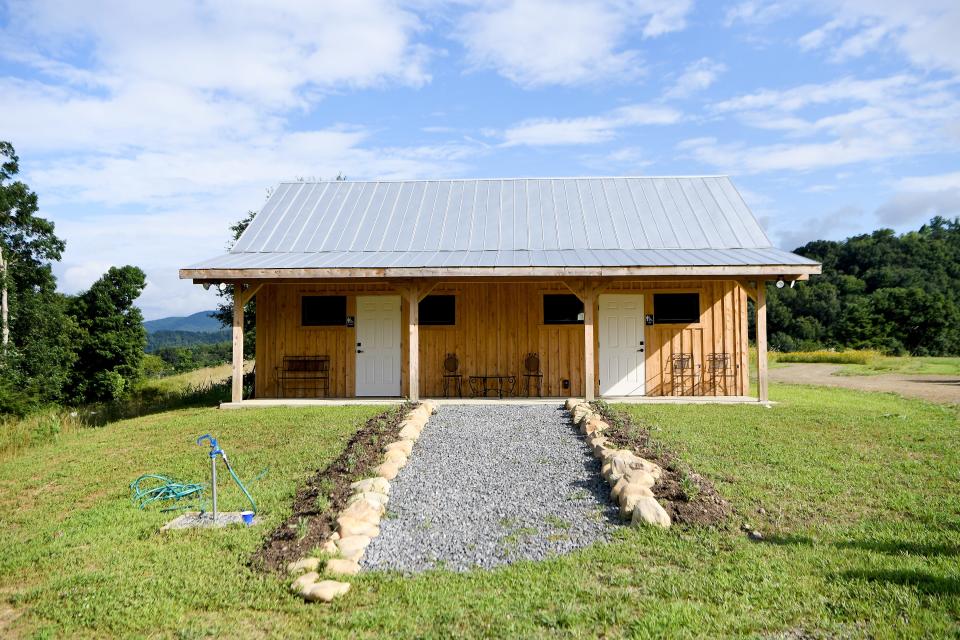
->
241, 511, 254, 525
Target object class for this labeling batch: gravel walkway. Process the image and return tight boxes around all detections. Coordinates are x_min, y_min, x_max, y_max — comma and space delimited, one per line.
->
361, 404, 619, 573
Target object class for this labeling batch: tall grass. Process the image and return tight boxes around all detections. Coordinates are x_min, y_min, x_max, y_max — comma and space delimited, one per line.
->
772, 349, 882, 365
0, 368, 237, 458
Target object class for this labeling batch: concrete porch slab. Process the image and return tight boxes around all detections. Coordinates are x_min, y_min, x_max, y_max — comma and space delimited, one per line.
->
220, 395, 768, 408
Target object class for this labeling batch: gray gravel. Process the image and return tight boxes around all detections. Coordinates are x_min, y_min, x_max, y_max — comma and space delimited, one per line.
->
361, 404, 620, 573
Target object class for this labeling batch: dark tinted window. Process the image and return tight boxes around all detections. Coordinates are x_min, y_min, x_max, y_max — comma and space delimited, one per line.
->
302, 295, 347, 326
543, 294, 584, 324
653, 293, 700, 324
419, 295, 456, 325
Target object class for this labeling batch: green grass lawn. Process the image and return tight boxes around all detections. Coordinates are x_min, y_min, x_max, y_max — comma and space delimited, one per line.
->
769, 349, 960, 376
1, 386, 959, 638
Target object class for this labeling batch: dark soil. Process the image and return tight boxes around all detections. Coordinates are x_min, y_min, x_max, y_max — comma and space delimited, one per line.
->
590, 401, 730, 527
251, 403, 412, 573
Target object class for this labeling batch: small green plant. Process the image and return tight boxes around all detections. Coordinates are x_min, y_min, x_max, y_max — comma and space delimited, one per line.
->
679, 472, 701, 501
315, 494, 330, 513
295, 516, 309, 541
545, 515, 571, 530
567, 489, 589, 501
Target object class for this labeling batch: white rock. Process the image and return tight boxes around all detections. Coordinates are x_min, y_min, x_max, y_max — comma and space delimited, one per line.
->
618, 484, 655, 517
290, 571, 319, 594
374, 461, 400, 480
383, 440, 414, 456
398, 424, 421, 441
420, 400, 437, 414
336, 535, 372, 558
383, 449, 408, 466
564, 398, 581, 411
631, 496, 672, 528
347, 491, 388, 509
304, 580, 351, 603
320, 539, 339, 555
349, 477, 390, 495
337, 515, 380, 538
287, 557, 321, 575
325, 558, 361, 576
583, 417, 609, 436
340, 499, 382, 523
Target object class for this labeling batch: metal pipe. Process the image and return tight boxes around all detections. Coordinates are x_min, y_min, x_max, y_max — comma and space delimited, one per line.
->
211, 454, 218, 524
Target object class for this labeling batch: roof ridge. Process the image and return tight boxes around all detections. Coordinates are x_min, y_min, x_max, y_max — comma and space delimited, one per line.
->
277, 175, 731, 185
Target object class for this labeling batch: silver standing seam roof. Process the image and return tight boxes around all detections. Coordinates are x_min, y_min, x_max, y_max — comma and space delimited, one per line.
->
183, 177, 819, 274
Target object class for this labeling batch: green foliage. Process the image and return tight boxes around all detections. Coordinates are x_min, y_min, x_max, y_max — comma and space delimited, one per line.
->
150, 341, 232, 374
770, 217, 960, 355
67, 266, 148, 403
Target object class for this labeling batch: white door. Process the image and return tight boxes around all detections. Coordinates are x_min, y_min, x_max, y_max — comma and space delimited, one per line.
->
599, 294, 646, 396
355, 296, 401, 396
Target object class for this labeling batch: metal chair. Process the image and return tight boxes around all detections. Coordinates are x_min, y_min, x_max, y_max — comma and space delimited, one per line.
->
523, 352, 543, 397
705, 352, 734, 395
442, 353, 463, 398
669, 353, 696, 396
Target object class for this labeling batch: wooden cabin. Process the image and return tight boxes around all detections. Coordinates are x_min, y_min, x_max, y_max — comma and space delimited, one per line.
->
180, 177, 820, 405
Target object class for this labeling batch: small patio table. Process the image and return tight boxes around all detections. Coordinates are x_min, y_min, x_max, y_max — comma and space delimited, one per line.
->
468, 374, 517, 399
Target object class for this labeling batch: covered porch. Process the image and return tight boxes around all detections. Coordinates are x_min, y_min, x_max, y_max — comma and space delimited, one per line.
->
214, 275, 785, 406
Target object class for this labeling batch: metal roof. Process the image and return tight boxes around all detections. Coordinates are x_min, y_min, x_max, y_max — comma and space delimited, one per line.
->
184, 177, 819, 273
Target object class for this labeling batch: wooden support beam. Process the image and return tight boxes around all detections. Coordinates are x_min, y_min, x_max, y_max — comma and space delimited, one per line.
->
757, 280, 768, 403
232, 287, 244, 404
407, 287, 420, 402
584, 288, 596, 401
239, 283, 262, 306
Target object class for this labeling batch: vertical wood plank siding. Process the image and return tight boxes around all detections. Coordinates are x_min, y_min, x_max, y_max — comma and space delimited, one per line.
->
255, 280, 749, 398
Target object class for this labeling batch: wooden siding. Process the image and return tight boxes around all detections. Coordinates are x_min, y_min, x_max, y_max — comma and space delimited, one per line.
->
254, 279, 748, 398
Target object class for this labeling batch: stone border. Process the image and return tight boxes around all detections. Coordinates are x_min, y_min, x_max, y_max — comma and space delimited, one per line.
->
286, 401, 436, 603
564, 399, 671, 528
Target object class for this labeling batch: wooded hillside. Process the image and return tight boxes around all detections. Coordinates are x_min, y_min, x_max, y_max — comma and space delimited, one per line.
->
768, 216, 960, 356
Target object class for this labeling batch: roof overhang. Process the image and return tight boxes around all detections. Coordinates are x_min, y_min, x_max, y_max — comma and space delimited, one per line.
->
181, 263, 821, 284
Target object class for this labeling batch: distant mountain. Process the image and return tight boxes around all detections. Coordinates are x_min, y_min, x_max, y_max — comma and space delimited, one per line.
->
146, 329, 231, 352
144, 310, 223, 333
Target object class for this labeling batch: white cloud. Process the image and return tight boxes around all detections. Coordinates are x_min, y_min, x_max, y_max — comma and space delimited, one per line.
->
875, 190, 960, 225
2, 0, 431, 105
456, 0, 692, 87
793, 1, 960, 74
498, 104, 681, 146
691, 74, 959, 173
895, 171, 960, 192
873, 170, 960, 226
774, 205, 864, 250
665, 58, 726, 99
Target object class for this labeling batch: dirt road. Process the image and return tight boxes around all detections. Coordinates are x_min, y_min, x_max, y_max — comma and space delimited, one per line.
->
769, 363, 960, 405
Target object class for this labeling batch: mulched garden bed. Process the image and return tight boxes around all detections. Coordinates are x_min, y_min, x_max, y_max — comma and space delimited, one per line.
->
590, 400, 731, 527
251, 403, 412, 573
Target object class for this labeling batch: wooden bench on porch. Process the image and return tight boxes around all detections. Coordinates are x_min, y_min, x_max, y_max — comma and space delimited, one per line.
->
276, 355, 330, 398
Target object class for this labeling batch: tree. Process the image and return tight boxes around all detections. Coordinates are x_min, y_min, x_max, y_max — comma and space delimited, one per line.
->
212, 210, 257, 354
67, 266, 148, 403
0, 141, 65, 351
769, 217, 960, 355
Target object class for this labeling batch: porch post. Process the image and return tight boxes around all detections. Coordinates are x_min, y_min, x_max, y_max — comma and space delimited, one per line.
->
407, 288, 419, 402
232, 286, 244, 404
584, 290, 596, 401
756, 279, 768, 403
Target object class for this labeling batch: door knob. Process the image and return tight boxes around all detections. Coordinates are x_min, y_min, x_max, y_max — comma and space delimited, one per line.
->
357, 349, 364, 353
637, 348, 644, 353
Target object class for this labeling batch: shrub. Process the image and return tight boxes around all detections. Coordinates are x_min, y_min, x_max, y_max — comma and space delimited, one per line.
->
773, 350, 882, 365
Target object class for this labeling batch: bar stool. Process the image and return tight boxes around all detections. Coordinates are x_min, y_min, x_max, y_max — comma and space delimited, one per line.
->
442, 353, 463, 398
705, 352, 733, 395
670, 353, 696, 396
523, 352, 543, 397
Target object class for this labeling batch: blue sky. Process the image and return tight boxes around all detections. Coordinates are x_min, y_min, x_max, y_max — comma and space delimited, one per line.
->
2, 0, 959, 319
